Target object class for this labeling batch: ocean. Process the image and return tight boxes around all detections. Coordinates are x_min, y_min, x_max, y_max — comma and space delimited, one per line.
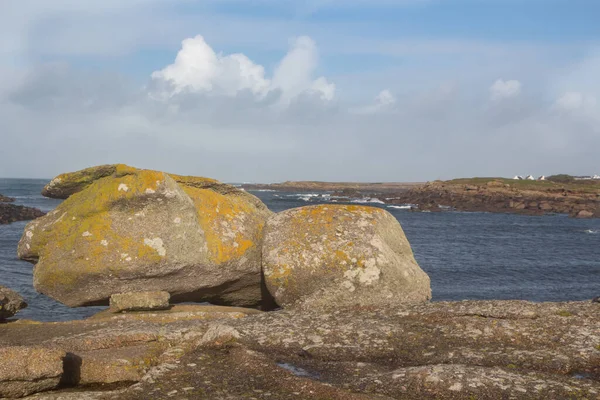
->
1, 179, 599, 322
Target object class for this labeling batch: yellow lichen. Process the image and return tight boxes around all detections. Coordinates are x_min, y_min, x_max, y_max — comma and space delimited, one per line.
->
182, 186, 261, 264
30, 170, 168, 291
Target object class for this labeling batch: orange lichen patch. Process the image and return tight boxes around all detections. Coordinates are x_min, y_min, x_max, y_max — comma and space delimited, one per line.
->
181, 186, 262, 264
114, 164, 139, 177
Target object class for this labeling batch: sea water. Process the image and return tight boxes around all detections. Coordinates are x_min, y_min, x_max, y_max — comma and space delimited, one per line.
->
1, 179, 599, 322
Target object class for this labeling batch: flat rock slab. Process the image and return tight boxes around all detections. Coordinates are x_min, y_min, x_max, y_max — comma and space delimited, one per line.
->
0, 346, 65, 398
109, 291, 170, 312
3, 300, 599, 399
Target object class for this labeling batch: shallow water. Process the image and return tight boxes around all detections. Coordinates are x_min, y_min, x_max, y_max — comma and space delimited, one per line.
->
1, 180, 599, 321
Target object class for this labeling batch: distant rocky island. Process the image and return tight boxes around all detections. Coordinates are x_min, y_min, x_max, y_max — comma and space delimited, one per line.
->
243, 176, 600, 218
1, 165, 599, 399
0, 193, 45, 225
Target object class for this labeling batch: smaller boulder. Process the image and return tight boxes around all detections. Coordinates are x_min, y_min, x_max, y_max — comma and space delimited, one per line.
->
262, 205, 431, 310
110, 291, 171, 312
575, 210, 594, 219
0, 286, 27, 320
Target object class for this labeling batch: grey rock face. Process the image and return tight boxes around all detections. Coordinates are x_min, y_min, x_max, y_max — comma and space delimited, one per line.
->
262, 204, 431, 310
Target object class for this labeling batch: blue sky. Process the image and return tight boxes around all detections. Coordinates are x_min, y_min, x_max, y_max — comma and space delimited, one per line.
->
0, 0, 599, 180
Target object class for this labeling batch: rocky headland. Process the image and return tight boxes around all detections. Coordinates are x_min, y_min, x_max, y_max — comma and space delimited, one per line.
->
246, 177, 600, 218
1, 165, 599, 399
384, 178, 600, 218
0, 194, 45, 225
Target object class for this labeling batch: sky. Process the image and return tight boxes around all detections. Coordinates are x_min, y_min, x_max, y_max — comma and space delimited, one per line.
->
0, 0, 599, 182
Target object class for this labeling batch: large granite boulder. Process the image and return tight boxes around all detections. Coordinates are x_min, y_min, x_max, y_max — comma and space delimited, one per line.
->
262, 204, 431, 309
0, 286, 27, 320
18, 165, 272, 308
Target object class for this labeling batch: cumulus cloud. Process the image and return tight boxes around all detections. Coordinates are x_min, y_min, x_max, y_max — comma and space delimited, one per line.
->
489, 79, 522, 101
151, 35, 270, 97
152, 35, 335, 106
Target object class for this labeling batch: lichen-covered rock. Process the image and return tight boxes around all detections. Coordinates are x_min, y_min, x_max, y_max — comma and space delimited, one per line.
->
110, 291, 170, 312
18, 166, 272, 308
0, 300, 599, 399
0, 286, 27, 320
0, 346, 65, 398
262, 204, 431, 310
42, 164, 120, 199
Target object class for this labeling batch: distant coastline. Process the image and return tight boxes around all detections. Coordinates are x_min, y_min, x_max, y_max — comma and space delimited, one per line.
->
243, 177, 600, 218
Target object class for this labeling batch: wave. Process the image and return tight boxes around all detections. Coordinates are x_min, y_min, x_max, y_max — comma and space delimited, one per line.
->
584, 229, 598, 234
387, 205, 412, 210
351, 198, 385, 204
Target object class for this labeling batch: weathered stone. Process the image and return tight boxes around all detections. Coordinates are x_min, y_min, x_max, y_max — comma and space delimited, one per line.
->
90, 304, 261, 322
262, 204, 431, 310
18, 165, 272, 308
0, 203, 45, 225
109, 291, 170, 312
0, 301, 599, 399
0, 193, 15, 202
0, 346, 65, 398
42, 164, 119, 199
576, 210, 594, 218
0, 285, 27, 320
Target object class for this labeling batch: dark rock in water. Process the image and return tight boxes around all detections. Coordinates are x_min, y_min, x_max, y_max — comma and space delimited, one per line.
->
0, 203, 45, 225
0, 193, 15, 202
0, 286, 28, 320
592, 297, 600, 303
0, 300, 599, 399
575, 210, 594, 219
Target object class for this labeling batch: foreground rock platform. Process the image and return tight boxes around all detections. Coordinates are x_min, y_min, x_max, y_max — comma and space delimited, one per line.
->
1, 300, 598, 399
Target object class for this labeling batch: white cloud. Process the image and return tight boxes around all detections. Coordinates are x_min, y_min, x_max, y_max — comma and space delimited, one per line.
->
272, 36, 335, 103
151, 35, 270, 97
352, 89, 397, 114
152, 35, 334, 106
489, 79, 522, 101
555, 92, 597, 112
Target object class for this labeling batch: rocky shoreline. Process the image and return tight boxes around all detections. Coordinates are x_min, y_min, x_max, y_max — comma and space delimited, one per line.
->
0, 194, 45, 225
247, 178, 600, 219
1, 166, 599, 399
2, 300, 599, 399
380, 179, 600, 218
